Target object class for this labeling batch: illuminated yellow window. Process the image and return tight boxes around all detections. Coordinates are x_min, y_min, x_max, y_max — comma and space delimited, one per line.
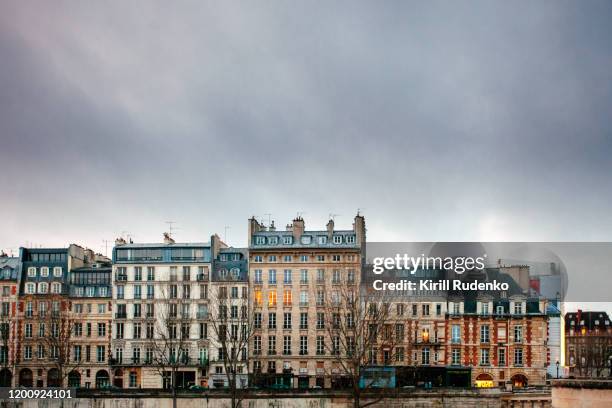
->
254, 290, 262, 306
268, 291, 277, 307
283, 290, 292, 306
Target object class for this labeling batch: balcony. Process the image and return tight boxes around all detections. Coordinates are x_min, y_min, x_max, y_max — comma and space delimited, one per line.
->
115, 313, 127, 319
196, 312, 209, 319
197, 274, 207, 281
115, 275, 127, 282
299, 302, 308, 307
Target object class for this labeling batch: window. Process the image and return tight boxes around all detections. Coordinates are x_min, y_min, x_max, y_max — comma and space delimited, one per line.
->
254, 289, 262, 306
514, 326, 523, 343
133, 303, 141, 318
421, 348, 430, 365
147, 267, 155, 281
496, 305, 505, 315
116, 286, 124, 299
318, 236, 327, 244
498, 348, 506, 366
284, 236, 293, 245
38, 282, 48, 294
283, 290, 292, 306
300, 291, 308, 306
300, 312, 308, 329
482, 303, 489, 315
74, 323, 82, 337
332, 255, 340, 262
451, 325, 461, 343
97, 346, 106, 362
480, 325, 490, 343
300, 255, 308, 262
147, 285, 154, 299
283, 336, 292, 355
27, 267, 36, 277
268, 336, 276, 355
269, 270, 277, 284
41, 267, 49, 277
347, 269, 355, 283
513, 302, 523, 315
116, 323, 124, 339
269, 236, 278, 245
283, 313, 292, 329
254, 313, 262, 329
24, 345, 32, 360
254, 270, 262, 284
316, 313, 325, 329
98, 323, 106, 337
183, 266, 191, 281
253, 336, 262, 354
268, 291, 277, 307
514, 348, 523, 366
332, 269, 340, 284
26, 283, 35, 294
317, 269, 325, 282
133, 323, 141, 339
436, 303, 442, 316
316, 255, 325, 262
254, 255, 263, 263
422, 304, 430, 316
333, 235, 343, 244
283, 270, 292, 284
268, 255, 277, 262
300, 336, 308, 355
53, 267, 62, 277
255, 236, 266, 245
134, 267, 142, 281
283, 255, 292, 262
134, 285, 141, 299
480, 349, 490, 365
268, 313, 277, 329
452, 349, 461, 365
25, 323, 32, 338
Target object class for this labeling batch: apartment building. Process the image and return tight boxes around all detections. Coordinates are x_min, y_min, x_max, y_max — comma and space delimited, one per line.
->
111, 234, 212, 388
68, 256, 113, 388
565, 310, 612, 378
209, 245, 249, 388
445, 269, 549, 389
0, 254, 19, 387
15, 245, 95, 387
248, 214, 366, 389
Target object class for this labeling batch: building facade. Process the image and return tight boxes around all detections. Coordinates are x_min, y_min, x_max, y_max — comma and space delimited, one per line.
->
15, 245, 95, 387
248, 214, 366, 389
565, 310, 612, 378
0, 254, 19, 387
111, 235, 213, 389
68, 255, 113, 388
208, 245, 249, 388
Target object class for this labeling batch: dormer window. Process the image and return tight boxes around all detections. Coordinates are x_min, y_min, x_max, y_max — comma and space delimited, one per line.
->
231, 268, 240, 279
53, 267, 62, 277
27, 267, 36, 277
40, 267, 49, 277
255, 236, 266, 245
38, 282, 48, 294
301, 236, 312, 245
26, 283, 35, 294
284, 236, 293, 245
318, 236, 327, 245
333, 235, 343, 244
219, 269, 228, 279
269, 236, 279, 245
346, 235, 355, 244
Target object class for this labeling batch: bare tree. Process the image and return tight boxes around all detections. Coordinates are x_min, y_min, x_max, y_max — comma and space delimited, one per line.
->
573, 333, 612, 378
39, 300, 84, 388
208, 284, 253, 408
150, 286, 193, 408
323, 277, 398, 408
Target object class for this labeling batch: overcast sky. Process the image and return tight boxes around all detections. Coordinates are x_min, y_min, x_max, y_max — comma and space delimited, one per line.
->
2, 1, 612, 258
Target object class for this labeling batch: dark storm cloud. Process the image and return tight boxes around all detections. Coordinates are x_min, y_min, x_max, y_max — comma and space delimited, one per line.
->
1, 0, 612, 252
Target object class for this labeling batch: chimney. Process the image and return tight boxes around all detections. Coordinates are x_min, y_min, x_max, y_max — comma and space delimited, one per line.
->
326, 219, 335, 239
248, 217, 263, 240
292, 217, 305, 241
163, 232, 175, 244
115, 237, 127, 246
269, 220, 276, 231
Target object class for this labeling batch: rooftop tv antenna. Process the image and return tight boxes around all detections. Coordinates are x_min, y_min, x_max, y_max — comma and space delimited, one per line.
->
329, 213, 340, 221
165, 221, 178, 237
101, 240, 112, 257
264, 213, 272, 226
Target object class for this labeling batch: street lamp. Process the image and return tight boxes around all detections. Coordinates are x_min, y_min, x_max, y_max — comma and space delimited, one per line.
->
556, 360, 560, 379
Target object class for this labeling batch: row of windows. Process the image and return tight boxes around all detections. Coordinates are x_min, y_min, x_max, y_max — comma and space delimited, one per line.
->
253, 288, 352, 307
22, 345, 105, 362
115, 248, 209, 262
24, 282, 62, 294
252, 254, 355, 263
253, 269, 356, 284
254, 235, 355, 246
26, 266, 63, 277
115, 266, 210, 282
25, 253, 66, 263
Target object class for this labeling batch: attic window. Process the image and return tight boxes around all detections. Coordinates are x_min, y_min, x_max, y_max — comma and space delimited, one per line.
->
284, 236, 293, 245
333, 235, 343, 244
